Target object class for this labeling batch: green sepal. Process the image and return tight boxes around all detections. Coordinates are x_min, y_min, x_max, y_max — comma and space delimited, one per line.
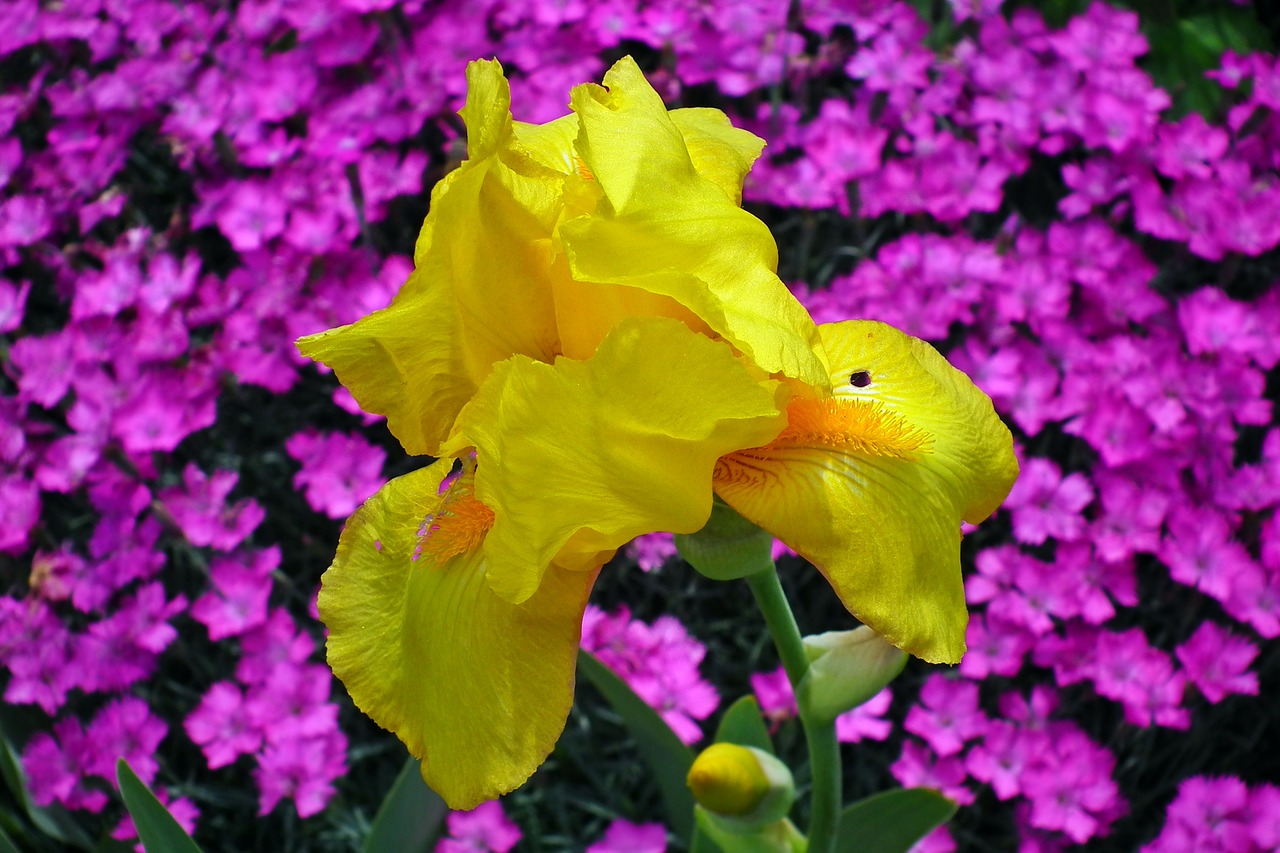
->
115, 760, 202, 853
714, 696, 774, 755
578, 649, 696, 841
695, 807, 807, 853
363, 755, 448, 853
834, 788, 957, 853
675, 500, 774, 581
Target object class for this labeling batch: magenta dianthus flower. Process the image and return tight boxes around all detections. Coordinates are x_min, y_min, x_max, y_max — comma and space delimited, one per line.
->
435, 800, 522, 853
1174, 621, 1260, 704
587, 819, 667, 853
285, 429, 386, 519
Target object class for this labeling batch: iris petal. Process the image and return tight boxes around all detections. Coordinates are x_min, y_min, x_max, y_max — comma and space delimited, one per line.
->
714, 321, 1018, 664
560, 57, 829, 389
443, 317, 788, 604
319, 459, 597, 809
298, 60, 562, 455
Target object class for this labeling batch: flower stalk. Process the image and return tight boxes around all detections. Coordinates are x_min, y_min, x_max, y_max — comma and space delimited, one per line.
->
745, 567, 842, 853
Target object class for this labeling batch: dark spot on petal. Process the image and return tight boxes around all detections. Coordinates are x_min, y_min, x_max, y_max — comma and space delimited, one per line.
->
850, 371, 872, 388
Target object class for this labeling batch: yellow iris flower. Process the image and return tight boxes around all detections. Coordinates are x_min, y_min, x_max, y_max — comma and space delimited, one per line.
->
297, 55, 826, 457
301, 56, 1017, 810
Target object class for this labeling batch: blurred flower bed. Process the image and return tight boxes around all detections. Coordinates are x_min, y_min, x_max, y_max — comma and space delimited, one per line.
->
0, 0, 1278, 850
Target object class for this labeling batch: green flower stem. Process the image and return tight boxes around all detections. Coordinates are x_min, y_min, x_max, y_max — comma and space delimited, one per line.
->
745, 567, 842, 853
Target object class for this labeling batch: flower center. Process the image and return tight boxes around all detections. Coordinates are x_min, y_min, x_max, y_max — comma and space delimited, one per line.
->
414, 475, 495, 567
765, 396, 933, 460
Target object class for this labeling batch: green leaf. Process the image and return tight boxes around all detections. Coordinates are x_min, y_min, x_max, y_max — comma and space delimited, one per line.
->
1143, 6, 1272, 119
835, 788, 957, 853
0, 823, 22, 853
363, 756, 447, 853
713, 697, 774, 755
115, 760, 202, 853
578, 649, 696, 841
691, 823, 726, 853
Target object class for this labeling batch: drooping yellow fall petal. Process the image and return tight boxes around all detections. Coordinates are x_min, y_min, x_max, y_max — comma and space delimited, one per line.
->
297, 59, 562, 456
558, 56, 829, 389
318, 458, 597, 809
441, 317, 789, 605
714, 321, 1018, 664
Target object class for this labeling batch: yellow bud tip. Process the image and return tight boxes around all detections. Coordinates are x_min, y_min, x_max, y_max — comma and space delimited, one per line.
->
687, 743, 770, 817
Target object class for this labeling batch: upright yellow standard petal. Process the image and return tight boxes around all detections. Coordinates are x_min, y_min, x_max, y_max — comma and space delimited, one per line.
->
558, 56, 829, 389
442, 317, 789, 605
319, 459, 597, 809
297, 59, 562, 455
669, 108, 765, 206
714, 321, 1018, 664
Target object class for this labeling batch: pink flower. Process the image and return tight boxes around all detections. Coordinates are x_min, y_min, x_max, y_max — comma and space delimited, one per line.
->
1004, 457, 1093, 545
191, 547, 279, 640
22, 717, 109, 813
213, 180, 287, 252
248, 663, 340, 745
582, 608, 719, 745
0, 598, 77, 713
959, 613, 1029, 680
1142, 776, 1253, 853
966, 721, 1036, 800
186, 681, 265, 769
625, 532, 677, 572
0, 474, 40, 555
112, 368, 218, 454
587, 819, 667, 853
1090, 628, 1189, 729
903, 676, 987, 757
1174, 621, 1259, 704
1250, 784, 1280, 851
85, 697, 168, 785
0, 194, 52, 246
1090, 473, 1168, 562
9, 329, 76, 408
254, 730, 347, 818
1020, 729, 1122, 843
1178, 287, 1280, 369
1222, 561, 1280, 639
890, 741, 975, 806
835, 688, 894, 744
0, 277, 29, 333
1158, 506, 1257, 604
750, 666, 798, 727
76, 583, 187, 693
285, 429, 386, 519
160, 464, 265, 552
237, 609, 317, 685
436, 800, 522, 853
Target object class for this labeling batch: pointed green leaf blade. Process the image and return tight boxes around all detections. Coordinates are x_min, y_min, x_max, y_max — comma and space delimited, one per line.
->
115, 760, 202, 853
0, 823, 21, 853
713, 696, 773, 754
835, 788, 956, 853
362, 755, 447, 853
578, 649, 696, 841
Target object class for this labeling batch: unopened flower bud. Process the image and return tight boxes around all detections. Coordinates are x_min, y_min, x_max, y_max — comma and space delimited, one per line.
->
687, 743, 795, 830
797, 626, 907, 722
